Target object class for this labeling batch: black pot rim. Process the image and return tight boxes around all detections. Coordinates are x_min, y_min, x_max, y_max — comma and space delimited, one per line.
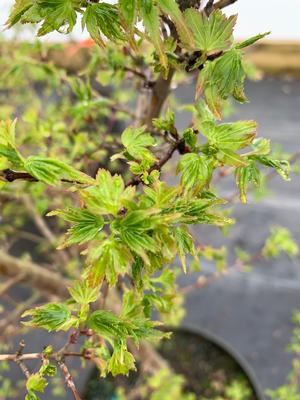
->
166, 323, 265, 400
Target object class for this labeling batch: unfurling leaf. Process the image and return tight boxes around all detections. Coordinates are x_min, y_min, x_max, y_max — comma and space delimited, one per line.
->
22, 303, 76, 331
86, 238, 133, 287
26, 373, 47, 393
80, 169, 135, 216
236, 32, 271, 49
24, 156, 94, 185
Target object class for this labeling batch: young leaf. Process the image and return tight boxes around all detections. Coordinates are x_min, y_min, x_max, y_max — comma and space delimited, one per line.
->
48, 208, 104, 248
108, 341, 136, 376
184, 9, 236, 54
24, 156, 94, 185
255, 156, 290, 181
68, 281, 100, 305
174, 226, 197, 273
121, 126, 156, 163
82, 3, 124, 47
80, 169, 135, 216
26, 374, 47, 393
177, 153, 208, 190
36, 0, 79, 36
6, 0, 33, 27
139, 0, 168, 77
22, 303, 75, 331
87, 238, 133, 287
197, 48, 247, 117
202, 121, 257, 151
236, 32, 271, 49
235, 161, 261, 203
218, 149, 248, 167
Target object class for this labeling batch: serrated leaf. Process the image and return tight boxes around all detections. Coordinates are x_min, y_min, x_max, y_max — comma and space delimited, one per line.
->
68, 281, 100, 304
184, 9, 236, 54
202, 121, 257, 151
139, 0, 168, 77
174, 226, 197, 273
6, 0, 33, 27
177, 153, 208, 189
235, 161, 261, 203
256, 156, 290, 181
24, 156, 94, 185
121, 126, 156, 163
36, 0, 79, 36
80, 169, 135, 216
87, 238, 133, 287
82, 3, 124, 47
48, 208, 104, 247
197, 48, 247, 117
22, 303, 74, 331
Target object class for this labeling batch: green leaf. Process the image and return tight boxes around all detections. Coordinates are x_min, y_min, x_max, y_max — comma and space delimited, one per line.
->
6, 0, 33, 27
197, 48, 247, 118
26, 374, 47, 393
82, 3, 124, 47
235, 161, 261, 203
182, 128, 197, 149
139, 0, 168, 77
87, 238, 133, 287
108, 341, 136, 376
36, 0, 79, 36
236, 32, 271, 49
68, 281, 100, 304
177, 153, 208, 189
119, 0, 136, 28
158, 0, 194, 48
25, 391, 40, 400
24, 156, 94, 185
80, 169, 135, 216
121, 126, 156, 163
256, 156, 290, 180
22, 303, 75, 331
218, 149, 248, 167
184, 9, 236, 54
48, 208, 104, 248
174, 226, 197, 273
202, 120, 257, 151
39, 364, 57, 377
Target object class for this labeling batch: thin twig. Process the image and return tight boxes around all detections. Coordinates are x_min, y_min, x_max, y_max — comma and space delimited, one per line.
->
57, 358, 82, 400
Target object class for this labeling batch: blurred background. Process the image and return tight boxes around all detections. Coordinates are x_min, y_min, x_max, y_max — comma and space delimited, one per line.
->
0, 1, 300, 399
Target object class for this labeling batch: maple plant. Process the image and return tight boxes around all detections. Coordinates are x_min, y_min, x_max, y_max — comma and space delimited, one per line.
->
0, 0, 297, 399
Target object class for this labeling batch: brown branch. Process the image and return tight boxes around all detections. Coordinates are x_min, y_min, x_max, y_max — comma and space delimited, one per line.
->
57, 358, 82, 400
213, 0, 238, 10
